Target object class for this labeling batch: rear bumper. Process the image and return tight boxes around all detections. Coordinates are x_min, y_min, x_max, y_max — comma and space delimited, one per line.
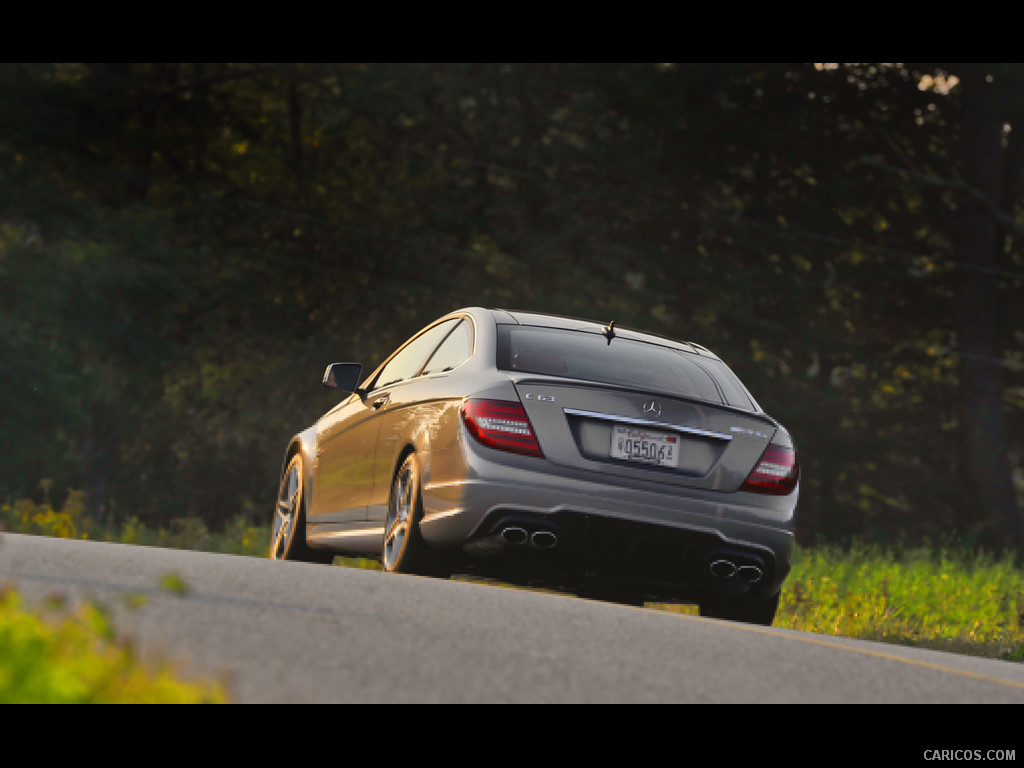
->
419, 439, 796, 601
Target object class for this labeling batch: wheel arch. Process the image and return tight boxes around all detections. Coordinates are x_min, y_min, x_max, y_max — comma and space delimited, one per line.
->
281, 425, 318, 503
392, 442, 419, 486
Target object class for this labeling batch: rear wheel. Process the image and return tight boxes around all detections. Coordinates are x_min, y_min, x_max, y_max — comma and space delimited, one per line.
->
270, 452, 334, 564
699, 590, 780, 626
382, 452, 451, 578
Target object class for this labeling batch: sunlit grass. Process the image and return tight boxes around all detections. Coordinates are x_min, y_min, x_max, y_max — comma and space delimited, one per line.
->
776, 543, 1024, 660
0, 492, 268, 557
0, 587, 228, 703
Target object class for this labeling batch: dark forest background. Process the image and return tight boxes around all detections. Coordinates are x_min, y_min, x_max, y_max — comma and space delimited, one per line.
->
1, 63, 1022, 554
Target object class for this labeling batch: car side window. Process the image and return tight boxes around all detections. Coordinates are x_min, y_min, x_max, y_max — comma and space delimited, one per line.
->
370, 319, 460, 391
422, 320, 473, 376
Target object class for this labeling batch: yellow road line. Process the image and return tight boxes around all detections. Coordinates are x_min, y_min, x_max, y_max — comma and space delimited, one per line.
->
684, 613, 1024, 693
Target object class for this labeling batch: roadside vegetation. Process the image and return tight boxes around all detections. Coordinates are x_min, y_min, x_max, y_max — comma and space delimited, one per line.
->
0, 586, 227, 703
776, 542, 1024, 661
2, 490, 1022, 702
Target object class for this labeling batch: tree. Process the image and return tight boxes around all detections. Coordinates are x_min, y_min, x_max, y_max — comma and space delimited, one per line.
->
950, 64, 1022, 552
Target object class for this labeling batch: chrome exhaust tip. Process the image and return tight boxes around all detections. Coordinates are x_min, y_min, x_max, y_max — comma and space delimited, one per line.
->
530, 530, 558, 549
709, 559, 738, 579
500, 526, 529, 545
737, 565, 764, 584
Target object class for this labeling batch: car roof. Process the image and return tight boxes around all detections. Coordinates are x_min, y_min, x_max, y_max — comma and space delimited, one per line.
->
484, 308, 720, 360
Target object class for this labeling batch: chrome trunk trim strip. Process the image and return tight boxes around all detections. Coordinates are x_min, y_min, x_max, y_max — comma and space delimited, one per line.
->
562, 407, 733, 442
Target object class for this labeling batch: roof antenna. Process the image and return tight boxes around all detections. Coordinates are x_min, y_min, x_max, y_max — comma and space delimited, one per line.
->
602, 320, 616, 345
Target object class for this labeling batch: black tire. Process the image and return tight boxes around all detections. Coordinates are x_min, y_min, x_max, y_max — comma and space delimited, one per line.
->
270, 452, 334, 564
382, 452, 451, 578
699, 590, 780, 626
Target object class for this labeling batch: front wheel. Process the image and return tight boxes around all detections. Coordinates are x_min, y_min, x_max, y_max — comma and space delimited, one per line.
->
699, 591, 780, 626
270, 452, 334, 564
382, 453, 451, 578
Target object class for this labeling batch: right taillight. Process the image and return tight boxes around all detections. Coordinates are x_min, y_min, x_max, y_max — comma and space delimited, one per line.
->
461, 399, 543, 457
740, 444, 799, 495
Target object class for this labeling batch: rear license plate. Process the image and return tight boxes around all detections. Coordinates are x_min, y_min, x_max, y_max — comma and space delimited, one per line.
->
610, 425, 679, 467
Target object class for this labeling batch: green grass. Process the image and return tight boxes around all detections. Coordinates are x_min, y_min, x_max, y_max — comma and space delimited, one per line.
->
0, 587, 228, 703
0, 491, 268, 557
4, 492, 1022, 663
776, 542, 1024, 660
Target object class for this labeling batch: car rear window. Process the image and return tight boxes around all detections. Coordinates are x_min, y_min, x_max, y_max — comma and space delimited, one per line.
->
496, 325, 755, 411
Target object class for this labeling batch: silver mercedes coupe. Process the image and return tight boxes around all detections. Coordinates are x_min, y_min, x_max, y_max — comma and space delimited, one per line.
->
271, 307, 799, 624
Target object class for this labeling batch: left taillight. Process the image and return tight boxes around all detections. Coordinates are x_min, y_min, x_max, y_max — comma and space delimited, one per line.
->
460, 399, 543, 458
740, 444, 799, 495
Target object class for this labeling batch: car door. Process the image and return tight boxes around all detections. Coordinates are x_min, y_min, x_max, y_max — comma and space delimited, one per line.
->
367, 318, 474, 524
310, 391, 388, 524
313, 318, 462, 524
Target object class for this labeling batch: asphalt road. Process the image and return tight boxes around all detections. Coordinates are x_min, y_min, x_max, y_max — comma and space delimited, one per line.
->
2, 532, 1023, 703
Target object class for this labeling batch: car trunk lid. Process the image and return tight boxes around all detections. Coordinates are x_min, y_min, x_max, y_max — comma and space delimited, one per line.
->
508, 375, 778, 492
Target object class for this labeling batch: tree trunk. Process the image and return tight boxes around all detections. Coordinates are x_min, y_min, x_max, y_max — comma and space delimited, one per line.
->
953, 64, 1022, 554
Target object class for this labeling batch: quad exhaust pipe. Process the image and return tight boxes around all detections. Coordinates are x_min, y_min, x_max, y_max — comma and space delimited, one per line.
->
500, 526, 529, 545
530, 530, 558, 550
499, 525, 558, 550
709, 558, 764, 584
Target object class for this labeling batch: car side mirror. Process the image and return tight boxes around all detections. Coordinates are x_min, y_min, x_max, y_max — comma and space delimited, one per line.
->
322, 363, 365, 395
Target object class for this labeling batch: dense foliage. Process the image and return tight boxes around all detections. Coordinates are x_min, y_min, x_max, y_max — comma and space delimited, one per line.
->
1, 63, 1022, 553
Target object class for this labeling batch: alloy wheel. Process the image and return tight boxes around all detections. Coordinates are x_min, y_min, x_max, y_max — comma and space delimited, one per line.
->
271, 457, 301, 559
383, 459, 415, 571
